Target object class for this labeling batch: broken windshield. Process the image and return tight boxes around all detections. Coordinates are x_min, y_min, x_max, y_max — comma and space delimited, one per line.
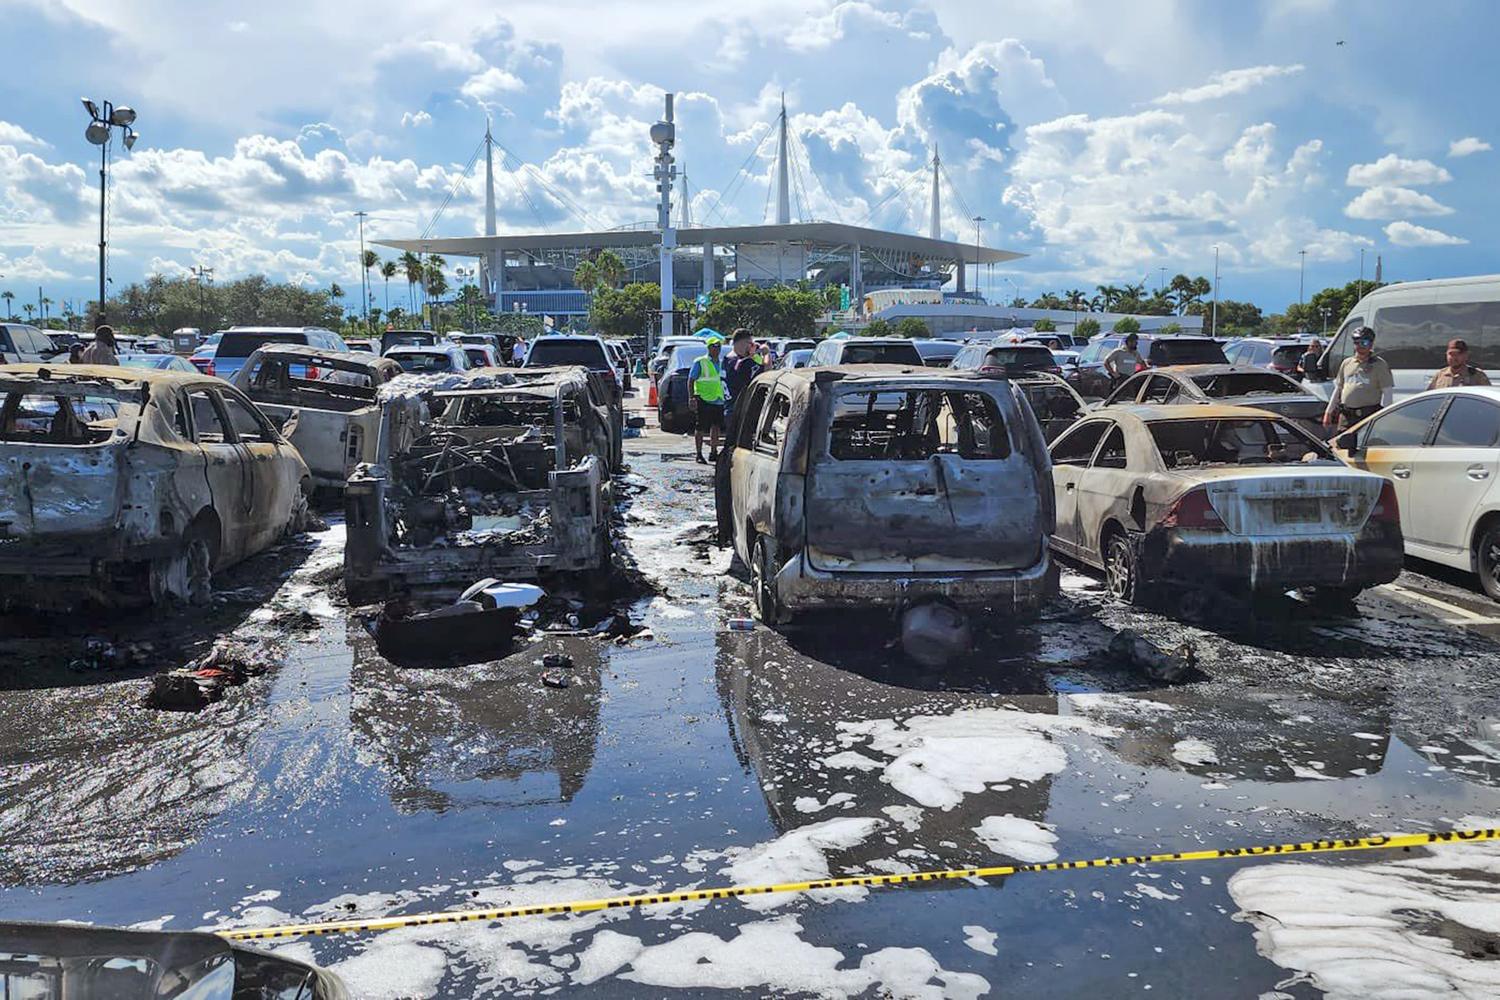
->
1148, 417, 1332, 468
1190, 372, 1304, 397
828, 388, 1009, 460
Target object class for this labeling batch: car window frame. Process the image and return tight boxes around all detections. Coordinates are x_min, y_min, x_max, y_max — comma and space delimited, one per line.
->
734, 384, 770, 450
1049, 418, 1112, 467
1359, 394, 1446, 449
1430, 395, 1500, 449
756, 390, 793, 458
1091, 424, 1130, 470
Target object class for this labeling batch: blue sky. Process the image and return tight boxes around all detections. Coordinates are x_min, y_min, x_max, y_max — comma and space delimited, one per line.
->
0, 0, 1495, 316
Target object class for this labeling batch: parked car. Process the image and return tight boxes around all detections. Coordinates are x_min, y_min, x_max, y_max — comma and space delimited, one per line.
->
0, 323, 59, 363
0, 363, 311, 608
525, 335, 622, 397
1048, 405, 1402, 604
1022, 335, 1067, 351
115, 352, 197, 373
1072, 334, 1229, 399
381, 329, 442, 350
189, 331, 222, 373
385, 343, 471, 374
1331, 386, 1500, 599
950, 342, 1062, 377
657, 342, 712, 434
715, 366, 1057, 625
603, 340, 633, 390
231, 345, 420, 491
914, 340, 964, 367
208, 326, 347, 382
1098, 364, 1330, 438
1222, 336, 1314, 378
779, 348, 814, 369
134, 335, 173, 354
1051, 349, 1082, 381
807, 337, 923, 367
462, 344, 502, 368
344, 338, 379, 355
1013, 372, 1088, 442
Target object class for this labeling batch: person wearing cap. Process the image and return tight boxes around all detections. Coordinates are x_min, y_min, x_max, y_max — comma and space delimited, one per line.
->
79, 325, 118, 366
1103, 333, 1145, 383
1323, 326, 1393, 429
690, 335, 726, 464
1426, 338, 1491, 390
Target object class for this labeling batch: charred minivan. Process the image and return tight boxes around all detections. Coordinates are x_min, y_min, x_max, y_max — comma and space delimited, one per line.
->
716, 365, 1057, 624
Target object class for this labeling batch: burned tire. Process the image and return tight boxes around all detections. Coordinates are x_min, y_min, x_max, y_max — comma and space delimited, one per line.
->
1476, 522, 1500, 602
150, 533, 213, 606
751, 536, 787, 626
285, 479, 313, 536
1103, 529, 1146, 605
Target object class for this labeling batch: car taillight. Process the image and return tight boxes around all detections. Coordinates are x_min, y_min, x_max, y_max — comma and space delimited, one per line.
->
307, 365, 320, 380
1161, 488, 1223, 530
979, 364, 1004, 375
1371, 480, 1400, 524
205, 361, 215, 377
1048, 365, 1062, 375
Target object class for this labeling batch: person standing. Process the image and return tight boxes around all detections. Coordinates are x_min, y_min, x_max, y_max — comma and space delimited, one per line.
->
1322, 327, 1393, 429
1103, 333, 1145, 382
723, 328, 764, 421
1298, 338, 1323, 379
690, 335, 726, 464
79, 325, 118, 366
1426, 338, 1491, 390
511, 337, 527, 366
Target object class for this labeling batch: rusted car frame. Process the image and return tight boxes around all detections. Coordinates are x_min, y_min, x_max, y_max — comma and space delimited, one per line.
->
344, 365, 618, 603
230, 344, 425, 491
716, 365, 1058, 623
0, 364, 310, 609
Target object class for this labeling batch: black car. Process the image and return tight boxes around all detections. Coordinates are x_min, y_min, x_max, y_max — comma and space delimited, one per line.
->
1071, 334, 1226, 398
950, 343, 1062, 377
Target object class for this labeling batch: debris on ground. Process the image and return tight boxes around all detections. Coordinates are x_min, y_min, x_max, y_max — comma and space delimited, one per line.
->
726, 618, 756, 632
1105, 628, 1196, 683
541, 668, 571, 689
70, 638, 157, 672
144, 640, 272, 710
900, 602, 973, 667
542, 652, 574, 670
374, 581, 543, 664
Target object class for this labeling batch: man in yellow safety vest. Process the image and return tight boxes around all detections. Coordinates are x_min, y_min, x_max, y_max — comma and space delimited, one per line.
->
690, 335, 726, 464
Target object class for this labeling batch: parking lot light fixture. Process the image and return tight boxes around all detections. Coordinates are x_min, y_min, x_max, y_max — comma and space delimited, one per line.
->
83, 98, 140, 324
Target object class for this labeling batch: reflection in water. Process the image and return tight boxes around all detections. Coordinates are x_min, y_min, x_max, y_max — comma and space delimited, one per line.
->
349, 630, 602, 813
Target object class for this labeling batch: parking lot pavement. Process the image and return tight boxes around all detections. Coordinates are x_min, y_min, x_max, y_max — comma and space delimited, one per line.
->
1, 419, 1499, 997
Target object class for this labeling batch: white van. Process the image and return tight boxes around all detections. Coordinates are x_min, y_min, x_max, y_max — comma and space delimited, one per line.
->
1307, 275, 1500, 401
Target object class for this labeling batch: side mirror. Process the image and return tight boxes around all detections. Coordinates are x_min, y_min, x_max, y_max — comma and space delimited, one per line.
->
1335, 431, 1359, 453
280, 409, 301, 439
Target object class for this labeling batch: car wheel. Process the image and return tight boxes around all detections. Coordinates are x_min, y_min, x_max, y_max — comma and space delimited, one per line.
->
151, 534, 213, 606
1103, 530, 1145, 605
286, 480, 312, 536
1476, 522, 1500, 601
751, 536, 786, 625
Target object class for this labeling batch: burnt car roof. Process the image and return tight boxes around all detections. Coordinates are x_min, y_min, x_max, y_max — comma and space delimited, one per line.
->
1100, 402, 1298, 421
0, 362, 213, 388
1148, 364, 1303, 378
250, 343, 401, 370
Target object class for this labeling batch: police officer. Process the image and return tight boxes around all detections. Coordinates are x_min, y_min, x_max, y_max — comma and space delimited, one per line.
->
1322, 327, 1393, 430
1426, 338, 1491, 390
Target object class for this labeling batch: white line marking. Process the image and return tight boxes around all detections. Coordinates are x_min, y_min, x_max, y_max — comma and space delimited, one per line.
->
1382, 583, 1497, 625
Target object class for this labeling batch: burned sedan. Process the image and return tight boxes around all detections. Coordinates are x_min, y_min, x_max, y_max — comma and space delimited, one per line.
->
1048, 404, 1402, 604
345, 365, 619, 603
0, 364, 310, 608
716, 365, 1057, 632
1099, 364, 1331, 438
230, 344, 425, 491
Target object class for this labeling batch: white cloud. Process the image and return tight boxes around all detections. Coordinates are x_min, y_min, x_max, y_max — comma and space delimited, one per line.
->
460, 67, 526, 106
400, 111, 433, 128
0, 122, 50, 148
227, 20, 248, 33
1153, 64, 1304, 105
1343, 186, 1454, 220
1449, 136, 1491, 158
1384, 221, 1468, 247
1345, 153, 1452, 187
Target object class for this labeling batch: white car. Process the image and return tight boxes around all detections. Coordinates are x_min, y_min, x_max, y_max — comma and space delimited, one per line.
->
385, 343, 471, 374
1333, 385, 1500, 599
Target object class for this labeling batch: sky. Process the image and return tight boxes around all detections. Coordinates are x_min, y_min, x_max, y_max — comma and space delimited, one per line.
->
0, 0, 1495, 317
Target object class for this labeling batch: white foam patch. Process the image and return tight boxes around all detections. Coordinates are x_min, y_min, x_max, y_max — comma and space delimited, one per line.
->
1068, 692, 1175, 717
973, 815, 1059, 863
576, 914, 990, 998
881, 804, 924, 833
128, 914, 174, 931
647, 596, 696, 620
1172, 738, 1219, 767
793, 792, 856, 814
963, 924, 999, 956
721, 817, 883, 912
1228, 821, 1500, 1000
835, 708, 1115, 810
326, 940, 450, 999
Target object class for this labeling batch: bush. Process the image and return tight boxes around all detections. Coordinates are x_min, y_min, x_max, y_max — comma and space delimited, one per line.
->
1112, 316, 1141, 334
1032, 318, 1056, 332
1074, 318, 1100, 338
1159, 321, 1182, 335
895, 317, 931, 339
862, 318, 895, 338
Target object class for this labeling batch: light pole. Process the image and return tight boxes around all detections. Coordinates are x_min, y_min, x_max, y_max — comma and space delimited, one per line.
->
82, 98, 139, 325
1298, 249, 1306, 309
191, 264, 214, 335
1211, 244, 1220, 337
971, 215, 985, 299
1319, 305, 1332, 336
1358, 247, 1366, 303
1158, 266, 1167, 294
354, 210, 370, 330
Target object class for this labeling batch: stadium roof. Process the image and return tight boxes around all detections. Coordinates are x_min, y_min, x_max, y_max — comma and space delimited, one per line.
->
376, 221, 1023, 265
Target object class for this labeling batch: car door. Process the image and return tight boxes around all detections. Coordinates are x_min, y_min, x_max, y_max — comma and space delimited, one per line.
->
185, 386, 256, 564
1409, 395, 1500, 559
1139, 374, 1182, 405
1074, 421, 1135, 563
1100, 371, 1149, 407
1048, 420, 1111, 559
725, 383, 771, 562
1341, 394, 1446, 536
217, 387, 300, 557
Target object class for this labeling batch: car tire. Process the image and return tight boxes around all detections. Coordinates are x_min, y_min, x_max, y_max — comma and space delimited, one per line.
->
751, 535, 787, 626
286, 479, 313, 536
151, 532, 213, 606
1475, 522, 1500, 602
1103, 529, 1147, 605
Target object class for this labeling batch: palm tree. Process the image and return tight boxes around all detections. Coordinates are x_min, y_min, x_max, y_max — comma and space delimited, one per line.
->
1064, 289, 1089, 312
22, 303, 34, 320
1, 291, 12, 318
399, 252, 424, 313
380, 261, 397, 314
595, 249, 625, 289
40, 297, 52, 322
573, 259, 600, 295
424, 262, 448, 303
1095, 284, 1121, 311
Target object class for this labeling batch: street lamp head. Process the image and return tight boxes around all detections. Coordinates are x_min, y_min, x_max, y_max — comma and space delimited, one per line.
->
82, 98, 99, 119
122, 130, 137, 151
109, 106, 136, 127
85, 122, 110, 145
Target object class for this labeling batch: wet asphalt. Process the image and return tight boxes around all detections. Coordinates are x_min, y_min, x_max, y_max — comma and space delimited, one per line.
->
2, 395, 1500, 997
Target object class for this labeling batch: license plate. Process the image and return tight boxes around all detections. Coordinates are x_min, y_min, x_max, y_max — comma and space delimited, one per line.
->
1273, 498, 1321, 523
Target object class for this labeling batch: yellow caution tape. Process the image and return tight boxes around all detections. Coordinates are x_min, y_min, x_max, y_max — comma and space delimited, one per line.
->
218, 827, 1500, 942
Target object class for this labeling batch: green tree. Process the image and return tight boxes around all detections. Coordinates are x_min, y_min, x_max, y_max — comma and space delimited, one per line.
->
1074, 317, 1100, 339
1064, 289, 1089, 312
573, 259, 600, 295
595, 249, 626, 289
1159, 321, 1183, 335
1, 291, 12, 318
1033, 318, 1057, 332
861, 318, 895, 337
424, 263, 448, 303
695, 284, 824, 338
379, 260, 398, 314
895, 317, 931, 339
591, 283, 686, 340
1169, 274, 1211, 315
399, 252, 424, 314
1112, 316, 1141, 334
1030, 293, 1065, 309
22, 303, 34, 320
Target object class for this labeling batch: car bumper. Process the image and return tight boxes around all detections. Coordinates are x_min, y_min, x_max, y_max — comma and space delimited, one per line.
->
774, 548, 1058, 614
1141, 523, 1404, 591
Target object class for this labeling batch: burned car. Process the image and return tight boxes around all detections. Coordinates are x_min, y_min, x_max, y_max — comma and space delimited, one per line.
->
345, 365, 620, 603
1048, 404, 1402, 604
230, 344, 424, 491
1099, 364, 1330, 438
0, 364, 310, 609
716, 365, 1058, 629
